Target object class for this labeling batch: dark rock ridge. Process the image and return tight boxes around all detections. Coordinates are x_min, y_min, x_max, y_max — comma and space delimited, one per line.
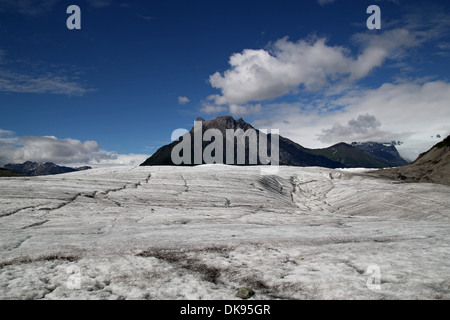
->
309, 142, 393, 168
141, 116, 343, 168
3, 161, 92, 176
351, 141, 409, 167
141, 116, 406, 168
0, 168, 27, 177
375, 135, 450, 185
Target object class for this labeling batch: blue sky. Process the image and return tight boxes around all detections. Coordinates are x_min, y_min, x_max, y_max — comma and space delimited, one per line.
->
0, 0, 449, 166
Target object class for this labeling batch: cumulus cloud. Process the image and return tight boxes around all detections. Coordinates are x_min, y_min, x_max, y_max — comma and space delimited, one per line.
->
178, 96, 190, 105
208, 29, 418, 110
0, 133, 149, 167
252, 80, 450, 160
0, 135, 112, 166
318, 114, 390, 143
333, 80, 450, 137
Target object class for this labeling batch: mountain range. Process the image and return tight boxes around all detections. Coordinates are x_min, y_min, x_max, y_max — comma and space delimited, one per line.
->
2, 161, 91, 176
351, 142, 409, 167
309, 142, 407, 168
2, 118, 447, 185
141, 116, 407, 169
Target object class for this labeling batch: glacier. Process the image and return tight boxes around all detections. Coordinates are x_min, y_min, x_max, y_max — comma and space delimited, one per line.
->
0, 165, 449, 299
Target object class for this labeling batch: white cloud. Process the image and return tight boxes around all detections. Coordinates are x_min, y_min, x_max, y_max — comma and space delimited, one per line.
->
229, 104, 262, 117
0, 129, 14, 137
318, 114, 388, 144
0, 129, 19, 145
0, 133, 150, 167
252, 80, 450, 161
178, 96, 190, 105
84, 154, 150, 168
200, 103, 227, 115
200, 99, 262, 116
334, 81, 450, 136
208, 29, 418, 110
0, 135, 109, 166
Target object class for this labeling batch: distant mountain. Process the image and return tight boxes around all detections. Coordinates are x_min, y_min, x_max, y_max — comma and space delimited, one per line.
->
3, 161, 92, 176
351, 142, 409, 167
376, 135, 450, 185
0, 168, 27, 177
308, 143, 393, 168
74, 166, 92, 171
141, 116, 400, 169
141, 116, 344, 168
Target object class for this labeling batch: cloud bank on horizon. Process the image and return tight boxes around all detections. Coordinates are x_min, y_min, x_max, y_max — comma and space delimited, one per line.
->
0, 130, 148, 167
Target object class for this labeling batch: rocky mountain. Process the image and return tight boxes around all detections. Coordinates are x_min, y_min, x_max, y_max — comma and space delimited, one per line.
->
376, 135, 450, 185
277, 135, 344, 167
351, 142, 409, 167
141, 116, 343, 168
3, 161, 92, 176
308, 143, 393, 168
141, 116, 400, 169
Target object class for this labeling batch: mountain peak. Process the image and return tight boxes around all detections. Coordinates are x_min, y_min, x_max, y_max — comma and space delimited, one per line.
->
141, 115, 343, 168
200, 115, 255, 132
331, 142, 352, 148
140, 115, 410, 169
206, 115, 236, 124
351, 141, 408, 167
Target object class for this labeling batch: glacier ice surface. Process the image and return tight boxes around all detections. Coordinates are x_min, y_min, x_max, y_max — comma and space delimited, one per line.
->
0, 165, 449, 299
